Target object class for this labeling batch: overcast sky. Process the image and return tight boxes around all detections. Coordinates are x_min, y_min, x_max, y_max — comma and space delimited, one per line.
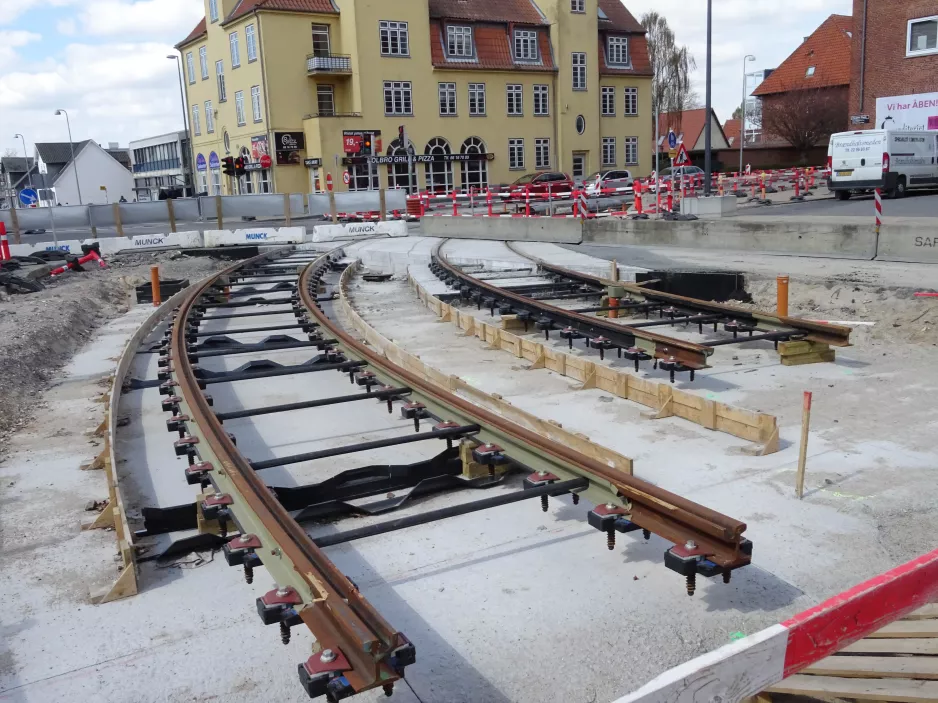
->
0, 0, 852, 157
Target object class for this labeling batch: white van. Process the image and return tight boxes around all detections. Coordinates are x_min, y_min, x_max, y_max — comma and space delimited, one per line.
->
827, 130, 938, 199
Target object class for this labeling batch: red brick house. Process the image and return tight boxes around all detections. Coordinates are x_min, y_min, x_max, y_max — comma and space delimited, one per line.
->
850, 0, 938, 130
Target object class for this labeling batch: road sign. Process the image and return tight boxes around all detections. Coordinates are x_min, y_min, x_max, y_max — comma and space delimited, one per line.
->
668, 148, 678, 160
673, 143, 693, 167
668, 130, 677, 149
343, 171, 350, 185
18, 188, 38, 207
325, 173, 333, 191
259, 154, 272, 169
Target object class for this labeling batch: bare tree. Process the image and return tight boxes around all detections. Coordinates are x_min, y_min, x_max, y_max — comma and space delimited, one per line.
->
2, 148, 20, 158
760, 86, 847, 161
641, 12, 697, 117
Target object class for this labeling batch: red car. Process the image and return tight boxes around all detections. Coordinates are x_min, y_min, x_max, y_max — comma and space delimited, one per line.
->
504, 172, 574, 199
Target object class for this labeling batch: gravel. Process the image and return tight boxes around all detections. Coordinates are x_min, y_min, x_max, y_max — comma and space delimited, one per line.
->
0, 250, 230, 455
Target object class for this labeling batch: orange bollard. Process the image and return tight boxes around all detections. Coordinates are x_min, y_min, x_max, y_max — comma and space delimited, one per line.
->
150, 265, 161, 307
608, 295, 619, 319
777, 275, 789, 318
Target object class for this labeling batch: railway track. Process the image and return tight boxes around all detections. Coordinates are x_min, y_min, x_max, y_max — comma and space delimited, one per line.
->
429, 241, 852, 382
150, 245, 753, 700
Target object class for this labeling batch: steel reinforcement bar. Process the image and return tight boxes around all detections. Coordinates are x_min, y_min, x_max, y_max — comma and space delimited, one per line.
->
507, 243, 853, 349
431, 241, 715, 371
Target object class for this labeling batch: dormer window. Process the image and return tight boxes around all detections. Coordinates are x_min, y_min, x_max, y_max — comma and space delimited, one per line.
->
514, 29, 539, 61
607, 36, 630, 65
447, 25, 473, 57
806, 66, 816, 77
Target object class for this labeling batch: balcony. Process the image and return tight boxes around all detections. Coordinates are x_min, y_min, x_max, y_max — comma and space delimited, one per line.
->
306, 53, 352, 75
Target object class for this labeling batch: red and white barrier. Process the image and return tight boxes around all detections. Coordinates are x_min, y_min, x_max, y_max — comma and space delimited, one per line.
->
875, 188, 883, 233
0, 222, 10, 261
615, 547, 938, 703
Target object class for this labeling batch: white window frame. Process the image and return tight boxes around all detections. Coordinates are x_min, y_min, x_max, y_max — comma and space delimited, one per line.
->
607, 36, 630, 66
438, 82, 457, 116
602, 137, 616, 166
211, 167, 221, 195
534, 84, 549, 116
235, 90, 246, 126
199, 46, 208, 79
209, 0, 218, 23
447, 25, 473, 58
469, 83, 486, 116
907, 16, 938, 56
514, 29, 539, 61
205, 100, 215, 133
246, 24, 257, 62
251, 85, 263, 122
198, 170, 208, 195
508, 138, 525, 170
624, 87, 638, 115
192, 104, 201, 136
384, 80, 413, 116
601, 86, 615, 116
572, 52, 587, 90
317, 85, 335, 115
507, 84, 523, 116
186, 52, 195, 84
379, 20, 410, 57
535, 138, 551, 169
215, 60, 226, 102
624, 137, 638, 165
571, 0, 585, 12
311, 24, 331, 55
230, 31, 240, 68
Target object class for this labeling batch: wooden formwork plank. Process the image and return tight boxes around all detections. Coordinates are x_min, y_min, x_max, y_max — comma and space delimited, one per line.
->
907, 604, 938, 620
804, 655, 938, 679
840, 638, 938, 655
768, 675, 938, 702
869, 621, 938, 639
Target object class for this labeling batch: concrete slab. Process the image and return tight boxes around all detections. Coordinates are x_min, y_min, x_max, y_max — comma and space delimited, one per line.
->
421, 215, 583, 244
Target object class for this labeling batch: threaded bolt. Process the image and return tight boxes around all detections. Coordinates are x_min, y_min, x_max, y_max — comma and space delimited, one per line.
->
572, 493, 579, 505
540, 495, 548, 512
686, 572, 697, 596
606, 528, 615, 551
280, 620, 291, 645
723, 570, 732, 585
642, 529, 651, 540
243, 562, 254, 584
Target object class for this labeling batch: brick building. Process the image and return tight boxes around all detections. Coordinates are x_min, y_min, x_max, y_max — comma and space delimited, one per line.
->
850, 0, 938, 130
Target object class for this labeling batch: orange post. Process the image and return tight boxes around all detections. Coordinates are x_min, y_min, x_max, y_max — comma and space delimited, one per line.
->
777, 275, 790, 317
608, 296, 619, 319
150, 265, 161, 307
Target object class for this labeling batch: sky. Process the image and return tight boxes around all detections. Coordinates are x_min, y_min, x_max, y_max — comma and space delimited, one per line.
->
0, 0, 852, 157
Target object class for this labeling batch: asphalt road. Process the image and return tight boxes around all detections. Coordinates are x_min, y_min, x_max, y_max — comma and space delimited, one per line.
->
743, 189, 938, 217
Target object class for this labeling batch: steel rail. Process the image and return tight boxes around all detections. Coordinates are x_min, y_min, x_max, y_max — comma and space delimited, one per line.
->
432, 241, 714, 371
507, 244, 852, 349
299, 259, 751, 570
168, 247, 410, 697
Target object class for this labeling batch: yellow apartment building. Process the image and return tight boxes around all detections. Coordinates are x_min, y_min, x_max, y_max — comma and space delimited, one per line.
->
175, 0, 652, 195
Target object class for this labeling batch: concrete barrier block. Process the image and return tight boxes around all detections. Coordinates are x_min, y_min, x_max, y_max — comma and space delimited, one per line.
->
311, 220, 408, 242
420, 216, 582, 244
876, 228, 938, 263
204, 227, 305, 247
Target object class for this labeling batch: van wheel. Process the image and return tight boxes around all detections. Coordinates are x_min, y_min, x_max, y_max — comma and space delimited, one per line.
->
892, 177, 907, 199
834, 190, 851, 201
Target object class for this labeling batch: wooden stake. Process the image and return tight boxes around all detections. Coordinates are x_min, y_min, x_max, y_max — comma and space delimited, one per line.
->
379, 188, 387, 221
796, 391, 812, 498
112, 203, 124, 237
328, 189, 338, 224
283, 192, 292, 226
166, 197, 177, 233
9, 206, 20, 243
215, 194, 223, 230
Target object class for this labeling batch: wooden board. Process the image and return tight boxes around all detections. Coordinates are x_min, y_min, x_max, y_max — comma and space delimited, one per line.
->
804, 656, 938, 680
768, 675, 938, 702
868, 620, 938, 639
906, 604, 938, 620
840, 638, 938, 656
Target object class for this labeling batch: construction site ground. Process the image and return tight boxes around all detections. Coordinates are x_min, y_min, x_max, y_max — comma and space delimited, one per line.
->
0, 237, 936, 703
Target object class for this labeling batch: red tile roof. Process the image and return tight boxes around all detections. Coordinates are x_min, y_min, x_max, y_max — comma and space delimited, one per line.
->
656, 108, 728, 151
599, 34, 652, 76
429, 0, 547, 25
753, 14, 852, 96
176, 17, 206, 48
224, 0, 337, 25
723, 118, 740, 146
430, 21, 555, 72
597, 0, 645, 33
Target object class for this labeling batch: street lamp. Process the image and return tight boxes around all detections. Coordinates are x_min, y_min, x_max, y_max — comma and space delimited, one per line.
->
168, 54, 193, 194
53, 109, 82, 205
13, 133, 33, 189
739, 55, 756, 175
704, 0, 713, 196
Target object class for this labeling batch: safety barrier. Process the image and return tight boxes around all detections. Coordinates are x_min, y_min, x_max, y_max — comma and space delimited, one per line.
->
408, 274, 779, 454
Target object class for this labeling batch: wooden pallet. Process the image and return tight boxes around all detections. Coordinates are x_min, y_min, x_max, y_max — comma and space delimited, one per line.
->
763, 604, 938, 702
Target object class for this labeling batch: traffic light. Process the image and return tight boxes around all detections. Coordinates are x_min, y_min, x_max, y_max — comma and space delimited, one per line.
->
234, 157, 246, 177
221, 156, 235, 177
363, 134, 373, 153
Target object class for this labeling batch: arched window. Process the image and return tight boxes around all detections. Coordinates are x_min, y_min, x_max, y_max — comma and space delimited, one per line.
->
238, 146, 255, 194
460, 137, 488, 192
387, 138, 416, 193
424, 137, 452, 194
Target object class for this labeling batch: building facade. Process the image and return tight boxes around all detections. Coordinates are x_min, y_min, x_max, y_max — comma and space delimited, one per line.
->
34, 141, 134, 206
176, 0, 653, 195
129, 131, 193, 200
850, 0, 938, 130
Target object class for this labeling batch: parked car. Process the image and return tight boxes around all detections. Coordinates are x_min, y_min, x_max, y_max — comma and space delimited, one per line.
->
646, 165, 705, 192
583, 169, 633, 196
504, 172, 574, 199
